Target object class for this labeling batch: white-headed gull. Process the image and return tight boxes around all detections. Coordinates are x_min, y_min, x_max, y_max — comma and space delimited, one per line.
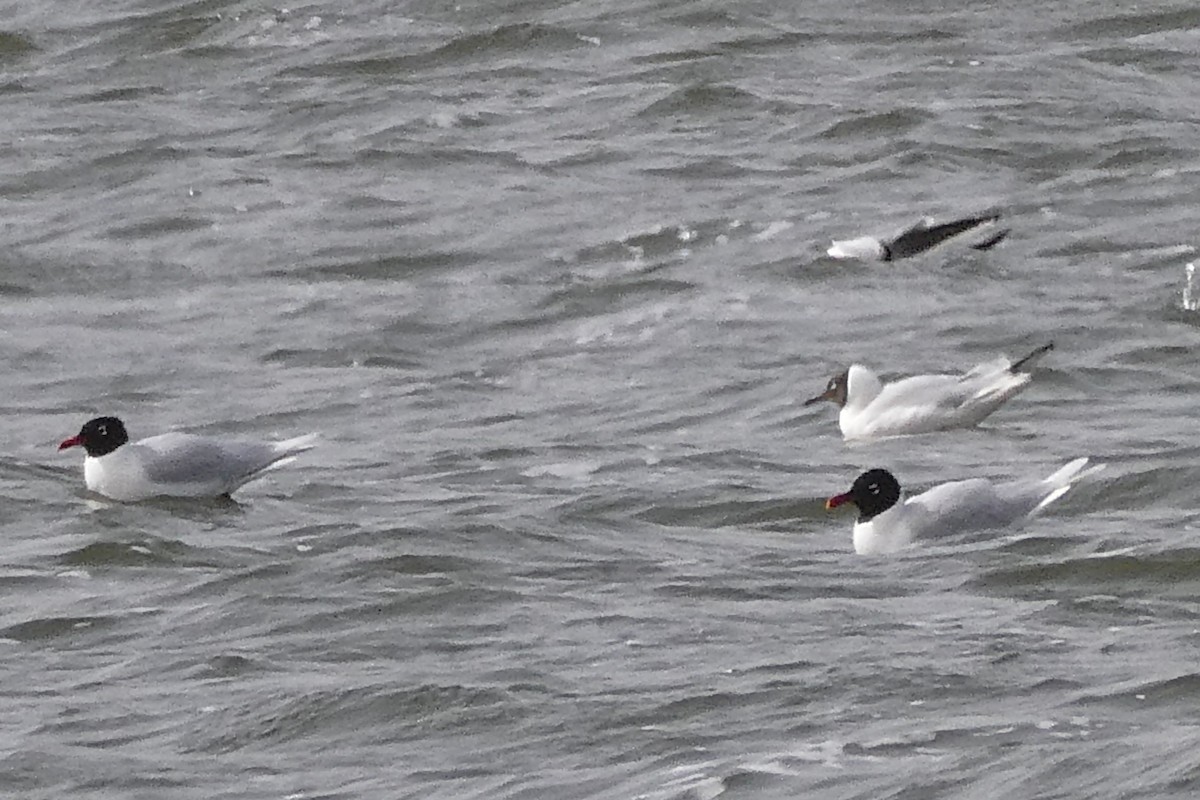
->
58, 416, 318, 501
804, 343, 1053, 440
825, 458, 1104, 555
827, 213, 1009, 260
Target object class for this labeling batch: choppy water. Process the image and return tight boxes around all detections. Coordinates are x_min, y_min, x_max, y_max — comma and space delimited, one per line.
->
4, 1, 1200, 798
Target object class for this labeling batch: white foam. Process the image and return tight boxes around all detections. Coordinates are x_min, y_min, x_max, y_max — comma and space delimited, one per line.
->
827, 235, 885, 259
521, 461, 600, 481
752, 220, 792, 242
1182, 261, 1198, 311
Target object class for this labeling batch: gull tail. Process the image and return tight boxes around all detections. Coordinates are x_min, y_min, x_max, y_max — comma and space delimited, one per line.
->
1010, 342, 1054, 373
1031, 457, 1105, 515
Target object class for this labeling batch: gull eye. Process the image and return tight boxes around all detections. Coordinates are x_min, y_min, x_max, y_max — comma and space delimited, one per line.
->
97, 424, 107, 437
867, 482, 880, 495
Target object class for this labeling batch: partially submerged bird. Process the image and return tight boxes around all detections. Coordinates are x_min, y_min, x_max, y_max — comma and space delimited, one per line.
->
58, 416, 318, 501
804, 343, 1053, 440
825, 459, 1104, 555
827, 213, 1009, 261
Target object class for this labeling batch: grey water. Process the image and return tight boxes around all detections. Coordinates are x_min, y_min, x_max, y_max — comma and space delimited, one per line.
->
3, 1, 1200, 798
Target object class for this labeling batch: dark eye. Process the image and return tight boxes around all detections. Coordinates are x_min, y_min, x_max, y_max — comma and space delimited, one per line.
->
97, 424, 107, 436
867, 482, 880, 495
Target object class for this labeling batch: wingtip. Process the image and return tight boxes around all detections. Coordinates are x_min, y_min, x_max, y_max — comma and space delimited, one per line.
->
883, 213, 1003, 260
1043, 456, 1106, 487
1028, 457, 1103, 516
1009, 342, 1054, 373
277, 432, 320, 454
970, 227, 1010, 251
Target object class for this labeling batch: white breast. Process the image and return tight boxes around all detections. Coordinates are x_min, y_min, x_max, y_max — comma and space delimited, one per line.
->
83, 451, 153, 502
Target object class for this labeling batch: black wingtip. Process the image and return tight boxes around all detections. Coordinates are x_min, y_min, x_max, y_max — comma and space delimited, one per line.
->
884, 213, 1002, 260
970, 227, 1010, 251
1010, 342, 1054, 373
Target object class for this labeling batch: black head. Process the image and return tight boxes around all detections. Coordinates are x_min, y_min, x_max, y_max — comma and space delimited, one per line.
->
58, 416, 129, 457
803, 369, 849, 408
825, 468, 901, 522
